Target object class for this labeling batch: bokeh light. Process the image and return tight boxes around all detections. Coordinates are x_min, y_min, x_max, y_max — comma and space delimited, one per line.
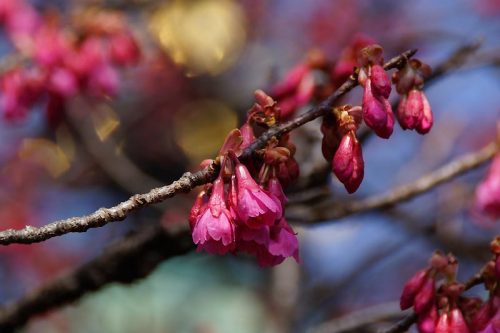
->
173, 99, 237, 162
149, 0, 246, 76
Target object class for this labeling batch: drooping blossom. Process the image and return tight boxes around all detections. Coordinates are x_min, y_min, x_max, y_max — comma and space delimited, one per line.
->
474, 155, 500, 220
192, 177, 236, 255
237, 218, 299, 267
233, 161, 282, 229
332, 130, 364, 193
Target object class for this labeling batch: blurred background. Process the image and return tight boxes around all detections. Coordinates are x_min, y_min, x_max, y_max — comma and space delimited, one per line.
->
0, 0, 499, 332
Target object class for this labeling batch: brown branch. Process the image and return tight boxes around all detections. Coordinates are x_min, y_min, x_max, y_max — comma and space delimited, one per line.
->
0, 49, 417, 245
0, 164, 218, 245
287, 141, 498, 223
0, 225, 195, 332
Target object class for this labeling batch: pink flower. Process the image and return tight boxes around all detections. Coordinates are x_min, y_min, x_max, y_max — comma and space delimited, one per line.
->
361, 70, 394, 139
234, 162, 282, 228
267, 176, 287, 209
192, 178, 236, 255
237, 218, 299, 267
475, 155, 500, 219
268, 218, 299, 261
332, 131, 364, 193
87, 65, 119, 97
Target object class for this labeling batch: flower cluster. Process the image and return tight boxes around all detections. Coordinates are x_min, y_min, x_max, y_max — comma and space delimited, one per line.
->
400, 241, 500, 333
272, 38, 433, 194
0, 2, 140, 122
189, 91, 299, 267
271, 34, 375, 120
474, 154, 500, 220
393, 59, 433, 133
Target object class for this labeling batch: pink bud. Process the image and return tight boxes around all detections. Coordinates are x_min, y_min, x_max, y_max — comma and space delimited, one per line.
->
362, 78, 394, 139
400, 269, 428, 310
397, 89, 424, 130
414, 278, 435, 314
450, 308, 470, 333
272, 64, 308, 97
435, 312, 450, 333
189, 190, 208, 230
332, 131, 364, 193
417, 305, 438, 333
416, 93, 433, 134
474, 155, 500, 219
370, 64, 391, 99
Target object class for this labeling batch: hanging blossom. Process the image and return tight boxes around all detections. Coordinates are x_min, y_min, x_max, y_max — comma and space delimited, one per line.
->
0, 2, 141, 123
400, 240, 500, 333
357, 44, 394, 139
474, 154, 500, 220
393, 59, 433, 133
189, 90, 299, 267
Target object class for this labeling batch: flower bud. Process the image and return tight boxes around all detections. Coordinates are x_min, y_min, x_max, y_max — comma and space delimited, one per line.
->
400, 269, 428, 310
414, 278, 435, 314
435, 312, 450, 333
417, 305, 438, 333
416, 92, 433, 134
449, 308, 470, 333
362, 77, 394, 138
370, 64, 391, 99
332, 131, 364, 193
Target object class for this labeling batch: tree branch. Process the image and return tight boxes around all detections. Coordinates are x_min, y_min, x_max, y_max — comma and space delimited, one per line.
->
0, 226, 194, 332
287, 141, 498, 223
0, 164, 218, 245
0, 49, 417, 245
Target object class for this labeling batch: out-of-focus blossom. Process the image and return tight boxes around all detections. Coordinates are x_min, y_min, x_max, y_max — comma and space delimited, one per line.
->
474, 155, 500, 220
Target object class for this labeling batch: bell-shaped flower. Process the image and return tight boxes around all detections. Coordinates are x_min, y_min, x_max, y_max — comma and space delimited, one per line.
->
192, 178, 236, 255
234, 162, 282, 228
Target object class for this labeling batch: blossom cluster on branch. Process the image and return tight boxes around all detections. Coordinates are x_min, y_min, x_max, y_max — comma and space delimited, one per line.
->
0, 0, 140, 124
400, 237, 500, 333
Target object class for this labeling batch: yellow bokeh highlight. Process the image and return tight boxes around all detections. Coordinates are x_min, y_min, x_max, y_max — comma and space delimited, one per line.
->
91, 105, 121, 142
150, 0, 246, 76
18, 138, 71, 178
173, 100, 237, 161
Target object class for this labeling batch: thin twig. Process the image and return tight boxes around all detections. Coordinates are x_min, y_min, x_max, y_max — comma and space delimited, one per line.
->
0, 226, 194, 332
287, 141, 498, 223
0, 49, 417, 245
